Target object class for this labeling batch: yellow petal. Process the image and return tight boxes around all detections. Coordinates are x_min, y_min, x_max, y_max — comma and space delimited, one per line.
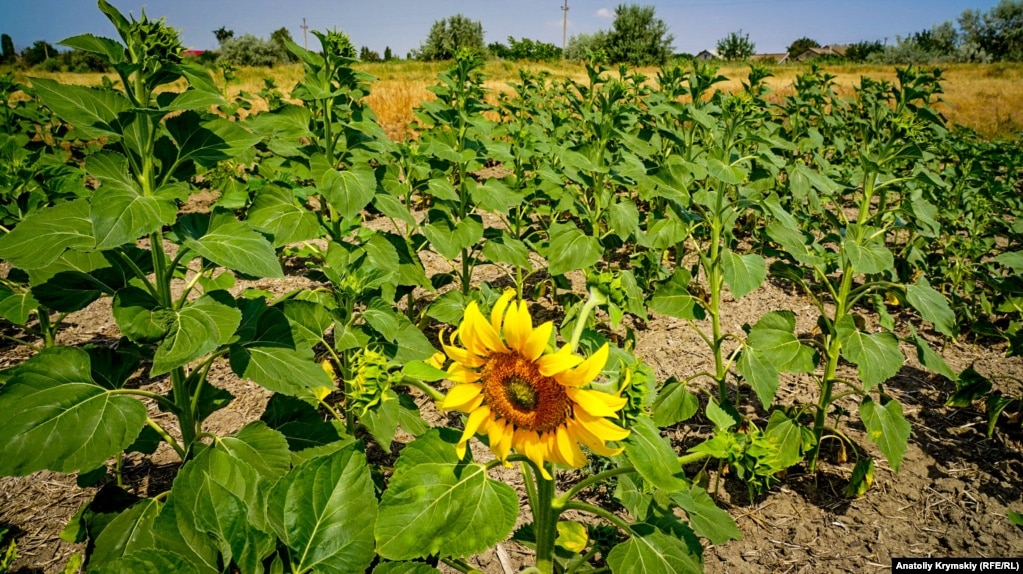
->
442, 342, 487, 368
566, 388, 627, 418
576, 410, 631, 442
458, 404, 491, 446
536, 346, 583, 377
503, 301, 533, 355
522, 320, 554, 362
568, 418, 624, 457
493, 419, 514, 461
491, 289, 516, 334
466, 301, 509, 355
441, 383, 483, 410
426, 351, 447, 369
487, 418, 512, 461
446, 364, 482, 384
515, 428, 551, 480
554, 426, 587, 468
555, 343, 609, 387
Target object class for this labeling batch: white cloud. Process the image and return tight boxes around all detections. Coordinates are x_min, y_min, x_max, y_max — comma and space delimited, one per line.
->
595, 8, 613, 19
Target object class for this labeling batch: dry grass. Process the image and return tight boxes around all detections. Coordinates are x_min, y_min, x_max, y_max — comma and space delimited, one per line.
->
11, 60, 1023, 141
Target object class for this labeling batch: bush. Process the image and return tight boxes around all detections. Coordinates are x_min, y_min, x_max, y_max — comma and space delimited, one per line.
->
217, 34, 288, 67
565, 31, 609, 62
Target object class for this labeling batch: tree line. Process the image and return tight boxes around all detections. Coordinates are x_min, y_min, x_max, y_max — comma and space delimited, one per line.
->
2, 0, 1021, 69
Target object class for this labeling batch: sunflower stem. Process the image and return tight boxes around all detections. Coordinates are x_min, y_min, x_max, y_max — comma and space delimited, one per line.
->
568, 286, 607, 353
533, 468, 558, 574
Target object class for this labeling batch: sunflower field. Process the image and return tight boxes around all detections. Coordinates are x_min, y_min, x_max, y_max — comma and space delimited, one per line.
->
1, 1, 1023, 573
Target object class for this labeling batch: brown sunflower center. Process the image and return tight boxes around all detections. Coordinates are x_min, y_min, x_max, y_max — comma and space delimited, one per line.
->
481, 352, 571, 433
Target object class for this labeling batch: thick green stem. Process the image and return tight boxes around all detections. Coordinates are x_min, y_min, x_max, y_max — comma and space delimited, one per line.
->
532, 471, 558, 574
37, 311, 56, 347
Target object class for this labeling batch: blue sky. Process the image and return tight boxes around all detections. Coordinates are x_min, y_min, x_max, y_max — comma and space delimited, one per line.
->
0, 0, 1003, 57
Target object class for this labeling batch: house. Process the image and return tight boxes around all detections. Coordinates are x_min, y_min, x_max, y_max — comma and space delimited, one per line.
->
695, 49, 718, 61
750, 52, 789, 64
182, 49, 207, 58
793, 44, 847, 62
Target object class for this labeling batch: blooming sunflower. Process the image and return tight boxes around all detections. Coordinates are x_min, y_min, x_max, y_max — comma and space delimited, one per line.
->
440, 290, 630, 477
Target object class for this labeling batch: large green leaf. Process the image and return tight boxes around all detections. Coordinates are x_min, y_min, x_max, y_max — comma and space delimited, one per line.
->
859, 397, 911, 472
152, 294, 241, 376
148, 499, 220, 574
422, 215, 484, 261
88, 152, 177, 249
375, 430, 518, 560
100, 549, 199, 574
166, 112, 261, 168
482, 229, 531, 269
906, 277, 956, 337
745, 311, 815, 373
183, 221, 284, 278
0, 287, 39, 326
765, 221, 824, 266
268, 445, 378, 574
721, 250, 765, 299
736, 348, 780, 410
607, 525, 701, 574
764, 410, 813, 469
0, 199, 94, 270
909, 328, 957, 381
30, 77, 130, 139
547, 222, 602, 276
843, 229, 893, 275
216, 422, 291, 483
313, 155, 378, 219
651, 378, 699, 427
706, 158, 747, 185
89, 499, 161, 567
671, 486, 742, 545
246, 186, 320, 247
58, 34, 126, 64
174, 450, 274, 572
0, 347, 146, 475
112, 287, 175, 343
648, 269, 703, 321
229, 305, 333, 401
624, 417, 687, 493
836, 316, 904, 391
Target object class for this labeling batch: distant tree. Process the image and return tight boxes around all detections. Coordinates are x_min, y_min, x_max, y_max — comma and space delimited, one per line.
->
488, 41, 511, 59
415, 14, 486, 61
716, 29, 755, 61
959, 0, 1023, 60
213, 26, 234, 45
603, 4, 674, 66
218, 34, 287, 66
270, 27, 297, 62
383, 46, 394, 61
564, 31, 609, 62
21, 40, 56, 67
359, 46, 381, 62
786, 36, 820, 59
1, 34, 15, 64
493, 37, 562, 62
845, 40, 884, 62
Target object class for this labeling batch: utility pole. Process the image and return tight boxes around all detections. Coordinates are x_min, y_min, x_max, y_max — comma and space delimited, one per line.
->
561, 0, 569, 56
301, 18, 309, 50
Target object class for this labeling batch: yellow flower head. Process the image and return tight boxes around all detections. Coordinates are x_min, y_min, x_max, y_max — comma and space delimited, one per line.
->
440, 290, 630, 477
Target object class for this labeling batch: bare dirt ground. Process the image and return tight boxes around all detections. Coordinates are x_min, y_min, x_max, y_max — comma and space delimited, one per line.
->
2, 260, 1022, 573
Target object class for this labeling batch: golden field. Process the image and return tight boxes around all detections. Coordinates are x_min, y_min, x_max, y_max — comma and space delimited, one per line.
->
12, 60, 1023, 141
